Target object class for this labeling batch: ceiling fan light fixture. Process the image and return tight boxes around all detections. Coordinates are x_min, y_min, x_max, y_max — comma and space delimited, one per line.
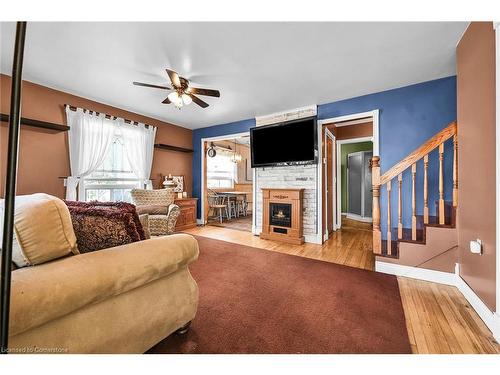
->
181, 93, 192, 105
168, 91, 183, 108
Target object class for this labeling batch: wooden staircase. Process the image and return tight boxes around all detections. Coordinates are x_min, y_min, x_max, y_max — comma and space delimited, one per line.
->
372, 122, 458, 261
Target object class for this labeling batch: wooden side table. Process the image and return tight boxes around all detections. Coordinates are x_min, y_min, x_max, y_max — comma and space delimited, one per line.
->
174, 198, 198, 231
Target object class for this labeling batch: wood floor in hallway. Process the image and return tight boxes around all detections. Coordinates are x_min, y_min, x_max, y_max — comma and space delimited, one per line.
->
183, 218, 500, 354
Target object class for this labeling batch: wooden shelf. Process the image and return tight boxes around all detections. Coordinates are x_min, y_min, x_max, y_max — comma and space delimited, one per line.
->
0, 113, 70, 132
154, 143, 193, 153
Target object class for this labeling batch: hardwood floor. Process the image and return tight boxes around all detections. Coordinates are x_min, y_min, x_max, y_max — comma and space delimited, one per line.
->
207, 214, 253, 232
184, 218, 500, 354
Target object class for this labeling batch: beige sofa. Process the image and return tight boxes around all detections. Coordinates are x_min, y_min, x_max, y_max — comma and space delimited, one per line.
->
4, 194, 199, 354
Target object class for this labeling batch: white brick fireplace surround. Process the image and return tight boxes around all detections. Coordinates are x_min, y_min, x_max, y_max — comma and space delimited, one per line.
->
254, 164, 318, 243
251, 105, 321, 244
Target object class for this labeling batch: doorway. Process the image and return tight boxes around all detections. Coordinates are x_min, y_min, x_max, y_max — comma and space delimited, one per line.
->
319, 110, 379, 241
202, 135, 254, 232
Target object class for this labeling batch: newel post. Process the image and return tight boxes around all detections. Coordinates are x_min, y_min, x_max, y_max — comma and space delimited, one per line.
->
371, 156, 382, 254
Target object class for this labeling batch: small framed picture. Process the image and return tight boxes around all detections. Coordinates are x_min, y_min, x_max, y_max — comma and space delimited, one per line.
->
182, 191, 188, 198
172, 175, 184, 193
177, 192, 183, 199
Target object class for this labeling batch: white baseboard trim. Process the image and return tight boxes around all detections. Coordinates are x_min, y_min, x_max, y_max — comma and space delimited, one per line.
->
375, 261, 456, 286
376, 260, 500, 342
454, 266, 500, 342
196, 219, 205, 225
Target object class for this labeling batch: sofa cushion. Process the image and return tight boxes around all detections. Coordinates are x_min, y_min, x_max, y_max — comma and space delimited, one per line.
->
67, 205, 142, 253
131, 188, 175, 206
136, 204, 169, 215
0, 194, 78, 268
9, 233, 199, 337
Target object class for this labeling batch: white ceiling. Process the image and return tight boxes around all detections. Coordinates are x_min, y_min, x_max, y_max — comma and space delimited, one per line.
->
0, 22, 467, 130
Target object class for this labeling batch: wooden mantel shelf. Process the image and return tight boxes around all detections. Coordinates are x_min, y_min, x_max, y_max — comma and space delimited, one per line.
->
154, 143, 193, 153
0, 113, 69, 132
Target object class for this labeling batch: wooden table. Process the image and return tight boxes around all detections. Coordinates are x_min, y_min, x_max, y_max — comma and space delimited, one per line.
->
216, 191, 249, 197
216, 192, 249, 218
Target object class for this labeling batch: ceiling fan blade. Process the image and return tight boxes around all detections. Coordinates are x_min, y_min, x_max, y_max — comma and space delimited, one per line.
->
166, 69, 181, 88
187, 87, 220, 97
189, 94, 209, 108
162, 97, 171, 104
133, 81, 171, 90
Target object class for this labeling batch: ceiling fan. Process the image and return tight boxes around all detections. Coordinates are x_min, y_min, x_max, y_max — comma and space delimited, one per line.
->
133, 69, 220, 109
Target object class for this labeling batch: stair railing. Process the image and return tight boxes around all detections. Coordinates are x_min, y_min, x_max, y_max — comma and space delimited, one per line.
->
371, 121, 458, 255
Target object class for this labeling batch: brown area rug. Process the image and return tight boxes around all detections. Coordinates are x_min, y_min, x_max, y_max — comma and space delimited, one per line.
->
148, 236, 411, 354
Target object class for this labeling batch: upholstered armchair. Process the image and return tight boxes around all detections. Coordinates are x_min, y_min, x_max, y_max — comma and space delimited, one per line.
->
131, 188, 180, 236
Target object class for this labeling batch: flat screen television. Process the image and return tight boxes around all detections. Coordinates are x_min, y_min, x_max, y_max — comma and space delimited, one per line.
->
250, 117, 318, 167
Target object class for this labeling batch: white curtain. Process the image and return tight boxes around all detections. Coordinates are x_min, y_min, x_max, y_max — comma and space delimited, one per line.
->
119, 119, 157, 189
65, 107, 116, 200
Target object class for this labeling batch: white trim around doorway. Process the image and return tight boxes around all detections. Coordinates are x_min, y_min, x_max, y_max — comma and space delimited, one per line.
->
317, 110, 379, 243
200, 132, 256, 234
494, 22, 500, 315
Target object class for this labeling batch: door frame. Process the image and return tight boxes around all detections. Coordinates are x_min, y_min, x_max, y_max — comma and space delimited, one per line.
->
323, 127, 336, 240
200, 132, 255, 231
317, 110, 379, 240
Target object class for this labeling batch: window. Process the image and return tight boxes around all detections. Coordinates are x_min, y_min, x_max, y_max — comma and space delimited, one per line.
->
207, 153, 236, 189
81, 137, 142, 202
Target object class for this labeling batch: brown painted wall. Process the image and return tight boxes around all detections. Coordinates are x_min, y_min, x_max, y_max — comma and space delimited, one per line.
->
457, 22, 497, 311
326, 121, 373, 140
0, 74, 193, 199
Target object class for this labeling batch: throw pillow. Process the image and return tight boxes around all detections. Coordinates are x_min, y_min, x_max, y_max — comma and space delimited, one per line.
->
136, 204, 169, 215
66, 205, 142, 253
65, 201, 146, 240
0, 193, 79, 268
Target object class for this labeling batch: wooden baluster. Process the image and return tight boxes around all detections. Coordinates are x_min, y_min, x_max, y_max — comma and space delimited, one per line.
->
453, 134, 458, 207
423, 154, 429, 224
439, 143, 445, 225
371, 156, 382, 254
411, 163, 417, 241
386, 181, 392, 253
397, 174, 402, 239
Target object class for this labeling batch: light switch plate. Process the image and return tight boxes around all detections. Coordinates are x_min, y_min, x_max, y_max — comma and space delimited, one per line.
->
470, 239, 482, 254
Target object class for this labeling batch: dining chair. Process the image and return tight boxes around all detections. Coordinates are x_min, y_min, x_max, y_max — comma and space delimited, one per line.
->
236, 195, 248, 217
208, 193, 228, 223
227, 196, 238, 219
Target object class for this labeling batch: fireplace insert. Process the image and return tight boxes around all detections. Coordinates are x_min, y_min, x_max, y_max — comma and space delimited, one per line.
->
269, 203, 292, 227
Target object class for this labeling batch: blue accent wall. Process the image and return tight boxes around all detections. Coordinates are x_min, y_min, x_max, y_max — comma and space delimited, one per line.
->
192, 76, 457, 235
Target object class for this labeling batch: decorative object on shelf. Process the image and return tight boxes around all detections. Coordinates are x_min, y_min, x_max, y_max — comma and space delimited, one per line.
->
163, 174, 176, 188
207, 142, 217, 158
177, 192, 183, 199
182, 192, 188, 198
172, 175, 184, 193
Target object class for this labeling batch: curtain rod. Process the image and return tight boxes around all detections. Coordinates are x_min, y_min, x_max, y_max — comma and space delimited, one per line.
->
64, 104, 156, 129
